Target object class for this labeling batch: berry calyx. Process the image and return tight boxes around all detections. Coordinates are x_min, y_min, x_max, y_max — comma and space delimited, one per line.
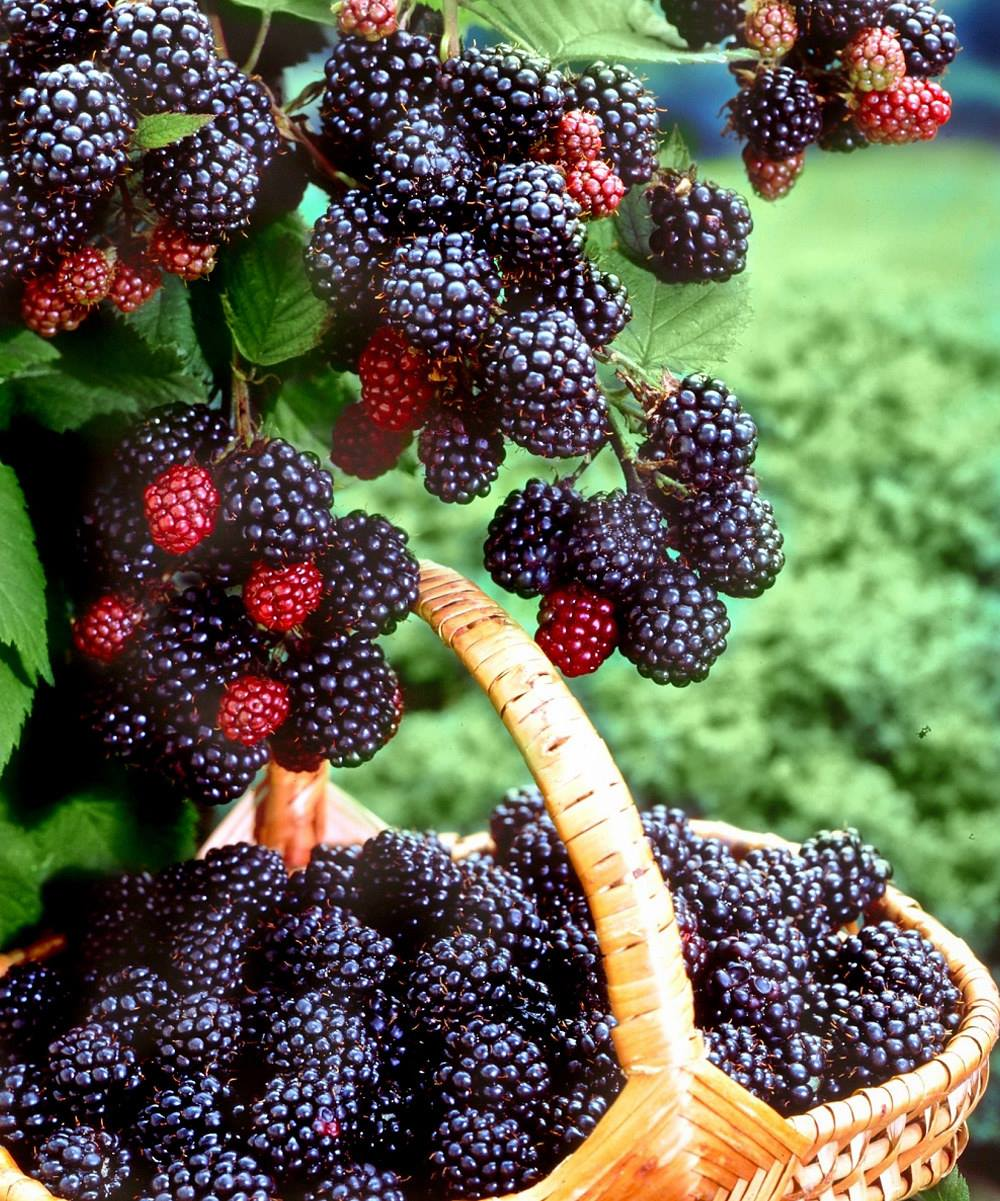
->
565, 160, 626, 217
107, 259, 161, 313
21, 275, 90, 338
146, 221, 218, 280
548, 109, 604, 164
218, 675, 291, 745
854, 77, 952, 142
535, 583, 618, 678
56, 247, 113, 306
744, 1, 799, 56
72, 595, 144, 663
338, 0, 398, 39
143, 463, 220, 555
742, 146, 806, 200
844, 27, 907, 92
359, 327, 437, 433
243, 560, 325, 631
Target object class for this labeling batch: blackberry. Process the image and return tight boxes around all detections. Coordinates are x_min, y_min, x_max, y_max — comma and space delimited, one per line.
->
455, 862, 550, 975
260, 993, 374, 1079
320, 31, 440, 170
305, 191, 393, 319
154, 991, 242, 1076
439, 43, 565, 158
571, 62, 658, 187
203, 842, 287, 918
511, 260, 631, 351
282, 843, 361, 915
243, 560, 323, 633
74, 872, 156, 980
163, 721, 269, 806
641, 374, 757, 487
506, 816, 585, 920
883, 2, 959, 76
488, 784, 546, 861
57, 246, 113, 305
20, 271, 90, 337
315, 510, 418, 638
483, 480, 581, 600
731, 67, 822, 158
0, 178, 101, 283
641, 805, 698, 882
855, 76, 951, 143
564, 490, 667, 601
353, 829, 463, 944
278, 633, 400, 768
701, 929, 809, 1038
101, 0, 221, 113
384, 230, 500, 359
547, 916, 606, 1012
708, 1024, 824, 1115
536, 583, 618, 677
146, 219, 217, 279
795, 0, 889, 54
248, 1068, 367, 1176
86, 966, 175, 1043
168, 907, 253, 994
0, 1061, 52, 1152
118, 402, 232, 485
819, 100, 870, 151
743, 145, 806, 200
35, 1126, 131, 1201
217, 674, 290, 746
263, 910, 396, 1000
671, 475, 785, 599
844, 26, 906, 91
418, 406, 506, 504
140, 1147, 275, 1201
482, 161, 582, 273
673, 841, 770, 942
558, 1010, 622, 1094
436, 1019, 551, 1120
1, 0, 107, 60
86, 681, 153, 764
481, 309, 607, 459
0, 964, 66, 1061
14, 61, 134, 195
742, 845, 828, 936
48, 1022, 143, 1118
134, 1074, 229, 1166
209, 60, 280, 170
648, 173, 753, 284
303, 1162, 408, 1201
544, 1082, 611, 1156
217, 439, 334, 567
799, 828, 890, 925
564, 158, 625, 218
430, 1107, 542, 1199
673, 890, 709, 982
661, 0, 745, 47
329, 402, 411, 480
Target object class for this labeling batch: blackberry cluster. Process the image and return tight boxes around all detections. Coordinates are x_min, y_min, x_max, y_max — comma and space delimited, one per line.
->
313, 31, 659, 493
73, 402, 419, 803
1, 0, 280, 333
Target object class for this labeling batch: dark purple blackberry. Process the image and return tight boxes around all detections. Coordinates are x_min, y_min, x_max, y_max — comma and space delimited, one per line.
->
647, 173, 753, 284
263, 909, 396, 1000
14, 61, 134, 195
506, 817, 587, 924
418, 406, 506, 504
482, 161, 581, 273
259, 993, 374, 1081
884, 1, 958, 75
708, 1024, 824, 1115
799, 828, 890, 926
742, 845, 829, 937
139, 1147, 275, 1201
795, 0, 889, 54
673, 890, 709, 982
547, 917, 607, 1012
203, 842, 287, 918
86, 681, 153, 765
35, 1126, 131, 1201
47, 1022, 143, 1118
558, 1010, 622, 1094
483, 484, 581, 601
0, 164, 101, 281
168, 907, 253, 995
353, 830, 463, 944
571, 63, 658, 187
154, 991, 242, 1076
511, 260, 631, 351
641, 805, 698, 882
384, 230, 501, 359
731, 67, 823, 158
161, 721, 269, 806
430, 1106, 542, 1199
217, 439, 334, 567
371, 103, 479, 230
248, 1067, 367, 1176
305, 190, 393, 313
101, 0, 221, 113
0, 1061, 52, 1152
488, 785, 546, 861
278, 633, 400, 769
701, 929, 809, 1038
281, 843, 361, 914
564, 490, 668, 602
74, 871, 156, 981
86, 966, 175, 1043
78, 485, 165, 591
320, 31, 440, 171
543, 1082, 611, 1157
673, 840, 771, 942
154, 858, 214, 934
819, 100, 871, 152
209, 59, 280, 170
303, 1162, 408, 1201
671, 475, 785, 599
435, 1019, 551, 1120
481, 309, 607, 460
117, 403, 232, 486
1, 0, 107, 60
455, 862, 550, 975
641, 374, 757, 487
0, 964, 66, 1061
661, 0, 745, 46
134, 1074, 229, 1166
439, 43, 564, 158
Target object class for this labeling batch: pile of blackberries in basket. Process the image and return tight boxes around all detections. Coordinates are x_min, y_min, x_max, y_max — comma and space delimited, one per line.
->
0, 794, 962, 1201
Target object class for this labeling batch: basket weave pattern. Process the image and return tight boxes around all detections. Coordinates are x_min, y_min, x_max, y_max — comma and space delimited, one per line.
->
1, 563, 996, 1201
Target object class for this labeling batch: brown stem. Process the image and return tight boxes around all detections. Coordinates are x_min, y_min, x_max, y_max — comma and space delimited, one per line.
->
231, 368, 253, 443
606, 405, 644, 493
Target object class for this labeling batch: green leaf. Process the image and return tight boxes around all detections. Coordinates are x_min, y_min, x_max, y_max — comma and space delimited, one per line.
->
262, 368, 358, 462
227, 0, 331, 29
0, 464, 49, 686
132, 111, 214, 150
612, 183, 655, 266
914, 1171, 970, 1201
122, 274, 212, 380
0, 645, 38, 777
222, 214, 329, 367
0, 328, 59, 384
660, 124, 693, 172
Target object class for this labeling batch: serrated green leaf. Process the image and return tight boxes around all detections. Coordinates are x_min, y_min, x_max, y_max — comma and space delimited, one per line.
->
611, 183, 655, 266
122, 274, 212, 380
222, 215, 329, 367
132, 111, 214, 151
0, 464, 49, 687
660, 124, 693, 172
914, 1171, 970, 1201
0, 328, 59, 384
0, 645, 37, 777
262, 368, 358, 462
228, 0, 331, 27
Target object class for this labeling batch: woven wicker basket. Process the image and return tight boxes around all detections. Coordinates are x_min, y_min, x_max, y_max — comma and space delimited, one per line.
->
1, 562, 997, 1201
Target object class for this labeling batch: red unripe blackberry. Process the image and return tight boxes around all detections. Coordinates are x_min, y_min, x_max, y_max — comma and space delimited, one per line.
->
21, 274, 89, 337
743, 145, 805, 200
845, 27, 907, 91
535, 583, 617, 678
218, 674, 290, 745
143, 462, 219, 555
72, 594, 144, 662
146, 220, 217, 280
339, 0, 398, 38
330, 402, 410, 480
244, 558, 324, 631
107, 258, 161, 312
744, 1, 799, 55
661, 0, 745, 47
565, 160, 626, 217
854, 77, 952, 142
359, 327, 436, 432
56, 247, 113, 305
549, 109, 604, 164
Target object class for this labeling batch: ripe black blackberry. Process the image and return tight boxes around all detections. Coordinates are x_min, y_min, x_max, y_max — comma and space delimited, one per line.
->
203, 842, 287, 918
304, 190, 393, 313
86, 966, 175, 1043
819, 101, 870, 152
481, 309, 607, 460
281, 843, 362, 914
543, 1081, 611, 1157
439, 43, 565, 157
512, 260, 631, 352
454, 862, 550, 975
418, 406, 506, 504
14, 61, 135, 196
799, 828, 890, 926
742, 845, 829, 937
101, 0, 221, 113
435, 1018, 552, 1120
161, 720, 270, 806
795, 0, 890, 55
647, 173, 753, 284
303, 1161, 408, 1201
0, 1061, 52, 1153
571, 62, 658, 187
641, 805, 698, 882
506, 817, 589, 925
315, 511, 418, 639
249, 1067, 368, 1177
384, 230, 501, 359
320, 31, 440, 170
558, 1010, 622, 1095
564, 490, 667, 602
1, 0, 107, 60
482, 161, 582, 273
264, 908, 396, 1001
154, 990, 243, 1076
168, 905, 253, 994
78, 484, 165, 590
430, 1106, 542, 1199
673, 841, 774, 943
353, 829, 463, 944
217, 439, 334, 566
134, 1074, 229, 1166
731, 67, 822, 158
47, 1021, 143, 1119
140, 1146, 275, 1201
661, 0, 745, 46
883, 2, 959, 76
73, 871, 156, 982
707, 1024, 824, 1115
547, 916, 607, 1012
0, 963, 66, 1061
832, 922, 961, 1025
488, 784, 546, 860
671, 475, 785, 599
117, 403, 232, 485
260, 992, 374, 1081
0, 167, 101, 281
483, 482, 581, 600
642, 375, 757, 487
210, 60, 280, 171
35, 1125, 131, 1201
701, 929, 809, 1039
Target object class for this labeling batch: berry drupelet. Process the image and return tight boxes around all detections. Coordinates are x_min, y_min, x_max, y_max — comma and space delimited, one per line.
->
648, 173, 753, 283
